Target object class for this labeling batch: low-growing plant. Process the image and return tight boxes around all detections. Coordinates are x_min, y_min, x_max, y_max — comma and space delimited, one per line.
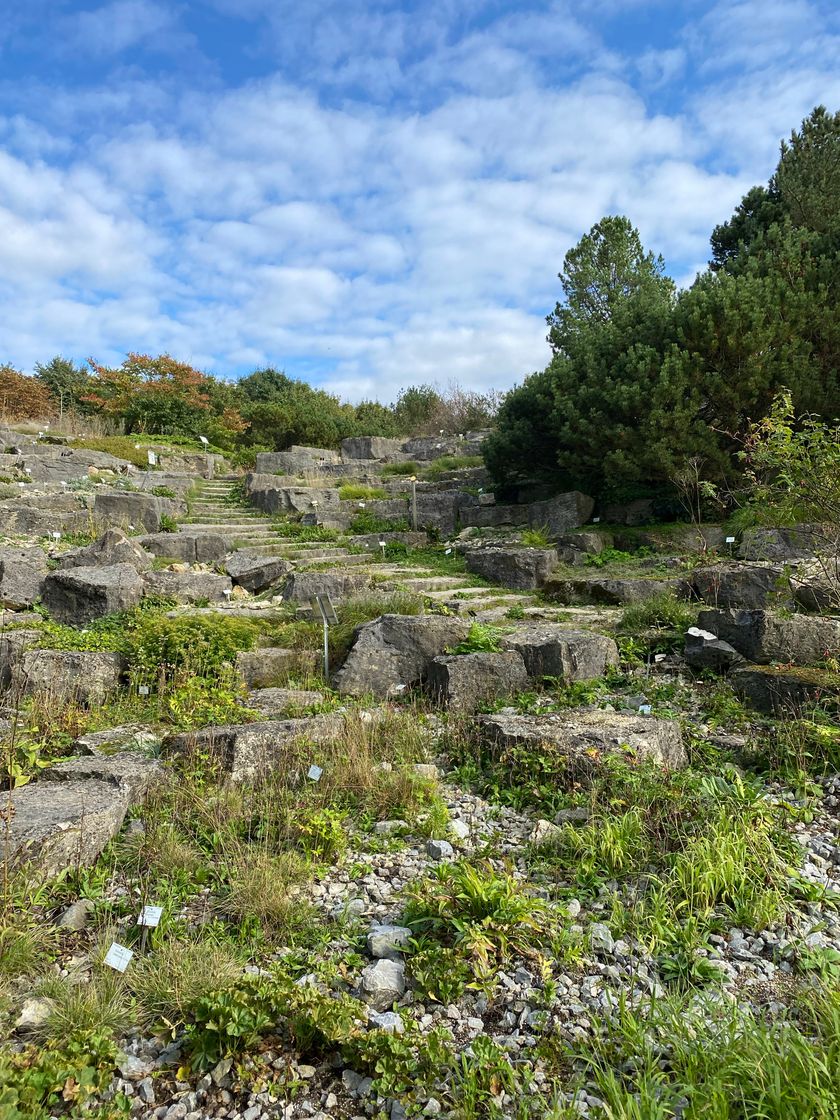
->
617, 591, 698, 652
338, 483, 388, 501
448, 622, 505, 655
520, 525, 552, 548
128, 938, 243, 1027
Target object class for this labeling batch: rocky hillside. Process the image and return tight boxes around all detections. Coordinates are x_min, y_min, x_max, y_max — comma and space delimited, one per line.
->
1, 428, 839, 1119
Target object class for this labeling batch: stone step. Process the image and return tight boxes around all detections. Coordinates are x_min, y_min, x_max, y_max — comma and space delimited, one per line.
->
422, 585, 500, 600
183, 521, 273, 531
385, 575, 471, 592
294, 553, 372, 568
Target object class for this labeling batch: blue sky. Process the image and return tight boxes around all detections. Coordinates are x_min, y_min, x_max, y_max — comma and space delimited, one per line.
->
1, 1, 839, 402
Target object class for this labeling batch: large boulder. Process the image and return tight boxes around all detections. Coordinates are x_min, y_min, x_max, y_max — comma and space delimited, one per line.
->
281, 570, 372, 602
478, 710, 687, 780
0, 546, 48, 608
413, 492, 464, 536
12, 649, 124, 704
58, 528, 151, 571
738, 525, 822, 561
684, 627, 744, 672
254, 447, 340, 475
246, 687, 325, 717
163, 714, 345, 780
42, 564, 144, 623
0, 628, 42, 689
789, 560, 840, 612
0, 498, 90, 535
691, 563, 790, 609
2, 752, 159, 877
696, 608, 840, 666
21, 447, 133, 483
503, 625, 619, 681
465, 547, 558, 590
527, 492, 594, 536
544, 575, 690, 605
245, 477, 340, 516
333, 614, 470, 698
226, 551, 291, 593
427, 651, 529, 711
235, 648, 296, 688
139, 532, 227, 565
142, 571, 232, 604
341, 436, 404, 461
93, 492, 164, 533
730, 665, 839, 715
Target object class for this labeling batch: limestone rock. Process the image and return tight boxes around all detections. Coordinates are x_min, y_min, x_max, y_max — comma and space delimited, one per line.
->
464, 546, 558, 590
527, 491, 594, 536
696, 608, 840, 666
58, 528, 151, 571
0, 546, 48, 608
691, 563, 790, 610
139, 532, 227, 565
235, 648, 296, 688
0, 628, 41, 688
341, 436, 404, 461
93, 492, 165, 533
246, 687, 325, 716
738, 525, 822, 561
333, 614, 470, 698
281, 569, 372, 603
426, 651, 528, 711
13, 649, 124, 704
478, 710, 686, 782
142, 570, 232, 604
360, 958, 406, 1011
226, 551, 291, 593
684, 626, 744, 672
42, 563, 144, 623
503, 625, 619, 681
730, 665, 839, 715
366, 924, 412, 960
544, 576, 690, 606
790, 559, 840, 612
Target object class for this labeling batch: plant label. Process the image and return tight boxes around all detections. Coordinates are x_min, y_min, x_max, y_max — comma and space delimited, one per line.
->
199, 435, 209, 446
138, 905, 163, 928
725, 536, 736, 544
138, 685, 150, 696
592, 517, 601, 523
51, 531, 61, 540
104, 943, 134, 972
147, 451, 157, 466
654, 654, 666, 663
445, 548, 452, 555
638, 704, 652, 715
307, 764, 323, 782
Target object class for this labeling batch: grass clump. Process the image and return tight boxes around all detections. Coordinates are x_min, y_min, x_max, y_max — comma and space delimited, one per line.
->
128, 938, 242, 1026
338, 483, 388, 501
520, 525, 553, 548
617, 590, 698, 652
422, 455, 483, 476
271, 518, 339, 542
447, 622, 505, 655
348, 510, 410, 534
381, 460, 419, 476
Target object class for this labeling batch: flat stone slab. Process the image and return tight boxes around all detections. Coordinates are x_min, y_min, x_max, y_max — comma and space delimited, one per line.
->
731, 665, 840, 715
544, 576, 690, 605
503, 624, 619, 681
163, 714, 346, 780
478, 710, 686, 780
427, 651, 529, 711
246, 688, 325, 716
697, 608, 840, 666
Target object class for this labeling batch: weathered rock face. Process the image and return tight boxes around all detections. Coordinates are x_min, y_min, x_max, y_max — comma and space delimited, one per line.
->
12, 649, 125, 704
730, 665, 839, 715
426, 651, 529, 711
281, 570, 372, 603
684, 627, 744, 672
0, 499, 90, 535
139, 532, 227, 565
2, 752, 159, 877
333, 614, 471, 698
235, 647, 296, 689
460, 504, 526, 529
691, 563, 789, 609
790, 559, 840, 612
142, 570, 233, 604
0, 628, 41, 688
226, 551, 291, 593
246, 687, 325, 716
0, 546, 48, 608
478, 710, 686, 778
503, 625, 619, 681
413, 492, 466, 536
21, 447, 133, 483
349, 532, 428, 551
255, 447, 340, 475
73, 724, 160, 757
341, 436, 404, 461
245, 477, 340, 516
738, 525, 822, 561
527, 492, 594, 536
93, 492, 166, 533
42, 564, 145, 623
465, 547, 558, 590
601, 498, 656, 526
696, 608, 840, 666
360, 958, 406, 1010
543, 575, 689, 605
59, 528, 151, 571
163, 714, 345, 779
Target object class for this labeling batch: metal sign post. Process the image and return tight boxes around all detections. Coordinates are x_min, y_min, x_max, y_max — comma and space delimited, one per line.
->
410, 476, 418, 531
311, 593, 338, 679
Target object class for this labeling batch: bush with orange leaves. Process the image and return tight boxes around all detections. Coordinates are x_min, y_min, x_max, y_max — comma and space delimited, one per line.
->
0, 364, 56, 421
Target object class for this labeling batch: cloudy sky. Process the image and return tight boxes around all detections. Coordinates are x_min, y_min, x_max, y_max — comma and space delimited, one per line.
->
1, 1, 838, 402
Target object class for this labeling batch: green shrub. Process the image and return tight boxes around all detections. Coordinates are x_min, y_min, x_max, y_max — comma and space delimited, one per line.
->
381, 460, 419, 476
348, 510, 409, 534
158, 513, 178, 533
150, 485, 177, 498
338, 483, 388, 501
617, 591, 698, 652
447, 623, 505, 654
520, 525, 552, 547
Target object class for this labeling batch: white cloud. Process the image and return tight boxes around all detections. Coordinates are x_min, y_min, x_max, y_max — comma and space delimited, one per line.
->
63, 0, 189, 55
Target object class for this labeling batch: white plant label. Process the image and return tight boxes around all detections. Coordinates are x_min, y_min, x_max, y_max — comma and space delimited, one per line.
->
147, 451, 156, 466
199, 435, 209, 446
592, 517, 601, 523
138, 905, 163, 928
725, 536, 736, 544
639, 704, 652, 715
138, 685, 150, 696
654, 654, 666, 663
307, 764, 323, 782
104, 943, 134, 972
51, 531, 61, 540
445, 548, 452, 555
